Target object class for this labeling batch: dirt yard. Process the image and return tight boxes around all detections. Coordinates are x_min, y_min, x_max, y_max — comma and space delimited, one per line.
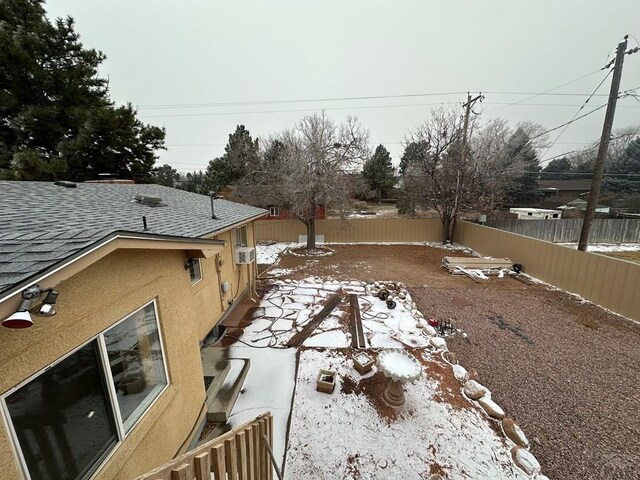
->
267, 245, 640, 480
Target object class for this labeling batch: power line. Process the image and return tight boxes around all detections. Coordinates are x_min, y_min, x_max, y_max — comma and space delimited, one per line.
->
140, 98, 639, 119
483, 69, 604, 114
540, 69, 614, 160
528, 103, 608, 142
136, 88, 614, 111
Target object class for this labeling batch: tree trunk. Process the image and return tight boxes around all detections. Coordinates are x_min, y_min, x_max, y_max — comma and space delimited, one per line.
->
449, 215, 457, 243
306, 219, 316, 250
442, 215, 450, 244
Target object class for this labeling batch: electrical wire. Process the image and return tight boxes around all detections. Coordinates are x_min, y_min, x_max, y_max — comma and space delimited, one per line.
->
136, 88, 612, 111
482, 69, 604, 115
539, 69, 614, 161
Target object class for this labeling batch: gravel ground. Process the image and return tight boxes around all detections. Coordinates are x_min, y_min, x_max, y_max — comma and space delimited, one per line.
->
272, 245, 640, 480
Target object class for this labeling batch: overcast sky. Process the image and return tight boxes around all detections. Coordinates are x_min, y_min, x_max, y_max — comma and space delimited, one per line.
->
46, 0, 640, 172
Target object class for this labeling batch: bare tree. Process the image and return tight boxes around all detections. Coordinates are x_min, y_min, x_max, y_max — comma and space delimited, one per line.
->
401, 106, 490, 243
240, 113, 369, 249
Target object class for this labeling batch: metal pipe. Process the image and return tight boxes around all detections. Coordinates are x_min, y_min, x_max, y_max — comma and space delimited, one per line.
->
262, 434, 283, 480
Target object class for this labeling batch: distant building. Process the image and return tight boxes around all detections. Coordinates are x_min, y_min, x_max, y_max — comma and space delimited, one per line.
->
538, 179, 592, 198
218, 185, 327, 220
509, 208, 562, 220
561, 198, 610, 213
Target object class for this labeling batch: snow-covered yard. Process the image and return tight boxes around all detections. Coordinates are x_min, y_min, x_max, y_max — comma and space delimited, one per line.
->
558, 242, 640, 253
227, 273, 543, 479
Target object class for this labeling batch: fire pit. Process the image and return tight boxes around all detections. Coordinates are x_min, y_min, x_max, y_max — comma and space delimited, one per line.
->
377, 349, 422, 407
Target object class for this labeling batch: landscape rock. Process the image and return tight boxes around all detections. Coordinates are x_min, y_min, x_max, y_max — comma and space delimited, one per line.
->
452, 365, 468, 383
468, 368, 480, 382
478, 396, 505, 419
463, 380, 486, 399
443, 351, 458, 365
502, 418, 529, 447
511, 446, 541, 476
430, 336, 447, 350
424, 325, 437, 336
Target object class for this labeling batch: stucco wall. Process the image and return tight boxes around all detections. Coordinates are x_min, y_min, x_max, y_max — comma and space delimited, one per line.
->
0, 247, 215, 479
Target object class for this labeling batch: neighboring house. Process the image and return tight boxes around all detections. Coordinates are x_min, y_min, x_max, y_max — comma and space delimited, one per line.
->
538, 179, 592, 198
509, 208, 562, 220
218, 185, 327, 220
0, 181, 266, 480
562, 198, 611, 213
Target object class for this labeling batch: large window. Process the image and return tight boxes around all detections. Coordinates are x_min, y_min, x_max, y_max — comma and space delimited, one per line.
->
103, 302, 168, 433
2, 300, 168, 480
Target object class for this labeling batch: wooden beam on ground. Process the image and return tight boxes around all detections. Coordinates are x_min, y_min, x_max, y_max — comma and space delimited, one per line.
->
442, 256, 513, 276
285, 294, 343, 347
349, 294, 366, 348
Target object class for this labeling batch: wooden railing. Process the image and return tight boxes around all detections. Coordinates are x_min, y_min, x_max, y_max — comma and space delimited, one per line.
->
136, 412, 274, 480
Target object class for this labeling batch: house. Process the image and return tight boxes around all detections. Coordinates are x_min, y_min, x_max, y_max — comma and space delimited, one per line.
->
0, 181, 266, 480
509, 208, 562, 220
538, 179, 592, 198
218, 185, 327, 220
562, 198, 610, 213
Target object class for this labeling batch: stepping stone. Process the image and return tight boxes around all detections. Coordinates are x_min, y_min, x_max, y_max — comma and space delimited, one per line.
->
511, 446, 541, 476
502, 418, 529, 447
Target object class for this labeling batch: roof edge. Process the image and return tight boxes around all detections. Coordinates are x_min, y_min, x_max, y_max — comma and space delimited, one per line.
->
0, 231, 224, 305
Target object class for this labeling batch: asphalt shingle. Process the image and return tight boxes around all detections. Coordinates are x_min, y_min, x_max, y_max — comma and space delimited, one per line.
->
0, 181, 266, 294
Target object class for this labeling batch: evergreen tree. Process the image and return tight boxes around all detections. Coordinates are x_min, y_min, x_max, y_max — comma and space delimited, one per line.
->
399, 140, 429, 175
362, 144, 395, 199
0, 0, 165, 180
502, 128, 542, 204
205, 125, 259, 192
150, 164, 180, 187
541, 157, 573, 180
603, 137, 640, 193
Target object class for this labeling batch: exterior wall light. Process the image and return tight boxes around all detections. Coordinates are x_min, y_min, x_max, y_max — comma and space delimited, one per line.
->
2, 285, 59, 329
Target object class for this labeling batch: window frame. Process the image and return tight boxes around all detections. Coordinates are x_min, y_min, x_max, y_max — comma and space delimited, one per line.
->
0, 299, 170, 480
234, 225, 248, 248
187, 257, 203, 285
268, 206, 279, 217
232, 226, 249, 272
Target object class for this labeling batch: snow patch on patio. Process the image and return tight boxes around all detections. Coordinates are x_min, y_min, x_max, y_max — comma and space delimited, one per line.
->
227, 346, 296, 472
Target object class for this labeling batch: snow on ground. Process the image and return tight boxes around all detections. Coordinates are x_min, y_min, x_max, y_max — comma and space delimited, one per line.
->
558, 242, 640, 253
227, 346, 297, 471
237, 279, 431, 349
285, 348, 528, 479
231, 276, 539, 478
256, 242, 296, 264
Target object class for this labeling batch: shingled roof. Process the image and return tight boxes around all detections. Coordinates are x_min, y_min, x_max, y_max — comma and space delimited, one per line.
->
0, 181, 267, 294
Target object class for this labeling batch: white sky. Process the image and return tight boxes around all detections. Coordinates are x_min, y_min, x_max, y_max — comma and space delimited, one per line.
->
46, 0, 640, 172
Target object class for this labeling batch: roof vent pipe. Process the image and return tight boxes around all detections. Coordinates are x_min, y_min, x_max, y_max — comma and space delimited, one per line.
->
209, 191, 218, 219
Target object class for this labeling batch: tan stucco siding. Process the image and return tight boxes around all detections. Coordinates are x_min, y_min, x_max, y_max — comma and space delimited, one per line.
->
0, 248, 208, 480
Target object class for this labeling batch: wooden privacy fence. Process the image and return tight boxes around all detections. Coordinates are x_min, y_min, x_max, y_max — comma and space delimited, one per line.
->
136, 413, 274, 480
254, 218, 443, 243
485, 218, 640, 243
455, 222, 640, 321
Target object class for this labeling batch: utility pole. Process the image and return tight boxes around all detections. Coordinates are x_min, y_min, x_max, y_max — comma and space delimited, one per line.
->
578, 36, 628, 251
446, 92, 483, 243
461, 92, 484, 160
